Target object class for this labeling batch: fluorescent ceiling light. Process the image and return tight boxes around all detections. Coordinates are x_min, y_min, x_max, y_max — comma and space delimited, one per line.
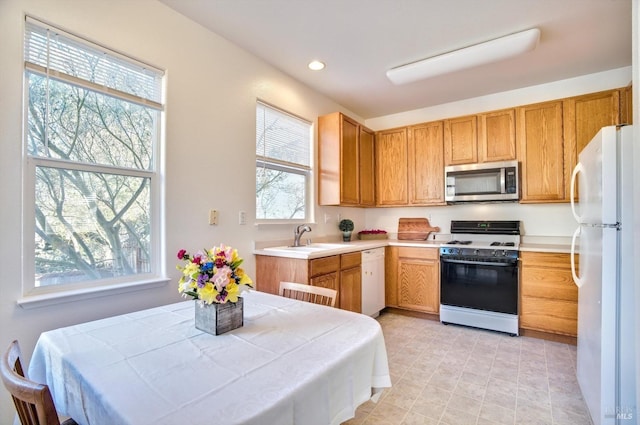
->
308, 60, 326, 71
386, 28, 540, 85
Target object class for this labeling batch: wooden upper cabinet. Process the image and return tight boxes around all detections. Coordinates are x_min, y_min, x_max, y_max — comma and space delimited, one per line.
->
620, 86, 633, 125
359, 127, 376, 206
408, 121, 445, 205
478, 108, 516, 162
564, 89, 620, 156
517, 100, 566, 203
340, 116, 359, 205
444, 115, 477, 165
318, 112, 374, 206
376, 127, 408, 206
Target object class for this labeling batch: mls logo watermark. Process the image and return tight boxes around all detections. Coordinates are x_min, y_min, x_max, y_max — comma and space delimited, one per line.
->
604, 406, 635, 421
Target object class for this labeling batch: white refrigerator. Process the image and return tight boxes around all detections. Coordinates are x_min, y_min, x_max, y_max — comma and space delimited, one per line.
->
570, 125, 636, 425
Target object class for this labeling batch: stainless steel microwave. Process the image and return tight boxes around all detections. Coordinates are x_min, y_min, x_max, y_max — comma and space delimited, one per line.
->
445, 160, 519, 203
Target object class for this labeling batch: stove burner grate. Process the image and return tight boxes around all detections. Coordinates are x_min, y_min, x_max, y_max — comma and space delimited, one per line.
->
448, 240, 472, 245
490, 242, 516, 247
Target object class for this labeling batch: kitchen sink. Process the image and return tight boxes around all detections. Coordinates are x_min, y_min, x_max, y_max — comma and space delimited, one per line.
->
263, 243, 346, 252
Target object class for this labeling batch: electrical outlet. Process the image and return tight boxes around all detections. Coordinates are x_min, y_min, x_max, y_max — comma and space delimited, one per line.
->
238, 210, 246, 225
324, 213, 331, 224
208, 209, 218, 225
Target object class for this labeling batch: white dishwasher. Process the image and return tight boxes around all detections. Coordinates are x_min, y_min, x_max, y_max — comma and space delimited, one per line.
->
361, 248, 385, 317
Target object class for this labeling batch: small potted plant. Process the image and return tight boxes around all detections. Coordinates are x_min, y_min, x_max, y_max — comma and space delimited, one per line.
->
338, 219, 354, 242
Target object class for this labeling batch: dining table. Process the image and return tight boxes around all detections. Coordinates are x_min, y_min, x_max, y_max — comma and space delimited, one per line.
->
28, 290, 391, 425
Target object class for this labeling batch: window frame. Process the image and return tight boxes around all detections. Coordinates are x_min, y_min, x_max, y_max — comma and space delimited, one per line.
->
255, 100, 313, 224
20, 17, 166, 304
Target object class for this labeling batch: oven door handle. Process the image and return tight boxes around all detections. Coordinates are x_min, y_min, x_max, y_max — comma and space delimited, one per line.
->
440, 258, 515, 267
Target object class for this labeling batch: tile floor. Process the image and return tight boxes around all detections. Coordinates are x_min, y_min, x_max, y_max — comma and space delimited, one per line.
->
344, 311, 592, 425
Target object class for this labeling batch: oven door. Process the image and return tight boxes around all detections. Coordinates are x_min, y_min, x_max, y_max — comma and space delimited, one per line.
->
440, 258, 518, 314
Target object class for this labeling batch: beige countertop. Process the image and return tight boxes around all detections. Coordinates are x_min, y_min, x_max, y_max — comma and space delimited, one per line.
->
253, 236, 572, 259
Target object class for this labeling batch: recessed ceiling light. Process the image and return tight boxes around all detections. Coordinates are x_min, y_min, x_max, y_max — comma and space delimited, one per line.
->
308, 60, 325, 71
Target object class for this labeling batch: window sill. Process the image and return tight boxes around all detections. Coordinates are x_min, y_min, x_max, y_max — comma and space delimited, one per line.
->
17, 277, 170, 309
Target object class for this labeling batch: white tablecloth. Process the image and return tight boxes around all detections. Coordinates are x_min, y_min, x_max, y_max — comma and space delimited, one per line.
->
28, 290, 391, 425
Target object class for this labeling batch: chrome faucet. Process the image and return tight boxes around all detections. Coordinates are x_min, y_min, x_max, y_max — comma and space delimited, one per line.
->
292, 224, 312, 247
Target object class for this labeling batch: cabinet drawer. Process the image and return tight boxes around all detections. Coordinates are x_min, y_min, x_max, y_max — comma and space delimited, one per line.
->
309, 255, 340, 277
341, 251, 361, 269
520, 251, 576, 269
397, 246, 438, 260
520, 296, 577, 336
521, 267, 577, 302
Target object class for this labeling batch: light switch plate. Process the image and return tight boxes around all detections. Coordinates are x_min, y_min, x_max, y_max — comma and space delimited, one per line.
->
208, 209, 218, 225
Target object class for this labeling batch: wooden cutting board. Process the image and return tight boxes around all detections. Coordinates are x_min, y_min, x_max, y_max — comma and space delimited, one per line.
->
397, 218, 440, 240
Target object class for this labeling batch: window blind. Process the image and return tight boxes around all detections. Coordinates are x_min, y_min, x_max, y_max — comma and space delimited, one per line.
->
256, 101, 311, 169
24, 17, 164, 110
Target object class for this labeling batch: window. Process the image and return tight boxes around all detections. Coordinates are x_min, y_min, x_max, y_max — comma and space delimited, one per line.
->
22, 17, 164, 294
256, 101, 312, 221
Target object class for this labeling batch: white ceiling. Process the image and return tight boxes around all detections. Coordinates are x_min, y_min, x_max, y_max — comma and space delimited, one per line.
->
158, 0, 632, 119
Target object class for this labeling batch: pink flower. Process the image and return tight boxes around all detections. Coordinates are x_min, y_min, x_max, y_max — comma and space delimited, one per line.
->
177, 249, 187, 260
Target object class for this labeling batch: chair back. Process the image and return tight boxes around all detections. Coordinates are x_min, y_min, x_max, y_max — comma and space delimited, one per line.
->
279, 281, 337, 307
1, 340, 64, 425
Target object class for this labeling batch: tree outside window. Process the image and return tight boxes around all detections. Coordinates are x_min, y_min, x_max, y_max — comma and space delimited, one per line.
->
256, 102, 311, 221
23, 18, 164, 290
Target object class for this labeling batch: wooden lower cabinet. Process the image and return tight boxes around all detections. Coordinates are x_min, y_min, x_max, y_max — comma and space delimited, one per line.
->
520, 251, 578, 336
255, 252, 361, 312
386, 246, 439, 314
340, 266, 362, 313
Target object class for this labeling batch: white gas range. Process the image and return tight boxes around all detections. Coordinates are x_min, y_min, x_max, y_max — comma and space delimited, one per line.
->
439, 220, 521, 336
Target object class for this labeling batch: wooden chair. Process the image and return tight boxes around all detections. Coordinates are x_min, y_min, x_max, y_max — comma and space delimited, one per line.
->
1, 340, 77, 425
279, 281, 337, 307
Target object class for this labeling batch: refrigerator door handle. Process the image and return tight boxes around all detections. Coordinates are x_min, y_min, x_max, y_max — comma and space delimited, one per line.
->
570, 226, 583, 288
570, 162, 583, 223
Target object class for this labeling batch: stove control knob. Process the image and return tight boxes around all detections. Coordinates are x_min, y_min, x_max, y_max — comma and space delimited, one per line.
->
473, 249, 479, 255
492, 250, 498, 256
502, 250, 508, 256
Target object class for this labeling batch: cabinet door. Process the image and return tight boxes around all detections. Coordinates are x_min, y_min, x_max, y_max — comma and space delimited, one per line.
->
620, 86, 632, 125
340, 115, 360, 205
408, 121, 445, 205
340, 266, 362, 313
564, 90, 620, 156
478, 109, 516, 162
375, 128, 408, 206
563, 90, 621, 201
359, 127, 376, 206
517, 101, 566, 203
385, 247, 399, 307
444, 115, 477, 165
310, 272, 339, 306
255, 255, 308, 295
397, 257, 439, 314
520, 252, 578, 336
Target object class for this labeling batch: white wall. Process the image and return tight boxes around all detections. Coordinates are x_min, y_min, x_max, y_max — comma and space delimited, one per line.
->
0, 0, 634, 422
0, 0, 361, 422
363, 68, 632, 239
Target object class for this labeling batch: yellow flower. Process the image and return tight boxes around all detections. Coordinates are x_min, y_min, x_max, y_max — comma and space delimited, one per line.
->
184, 262, 201, 278
225, 282, 240, 303
236, 268, 253, 286
198, 282, 219, 304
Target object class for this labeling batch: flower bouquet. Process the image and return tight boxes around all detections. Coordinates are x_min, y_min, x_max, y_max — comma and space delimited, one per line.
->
177, 244, 253, 335
176, 244, 253, 305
